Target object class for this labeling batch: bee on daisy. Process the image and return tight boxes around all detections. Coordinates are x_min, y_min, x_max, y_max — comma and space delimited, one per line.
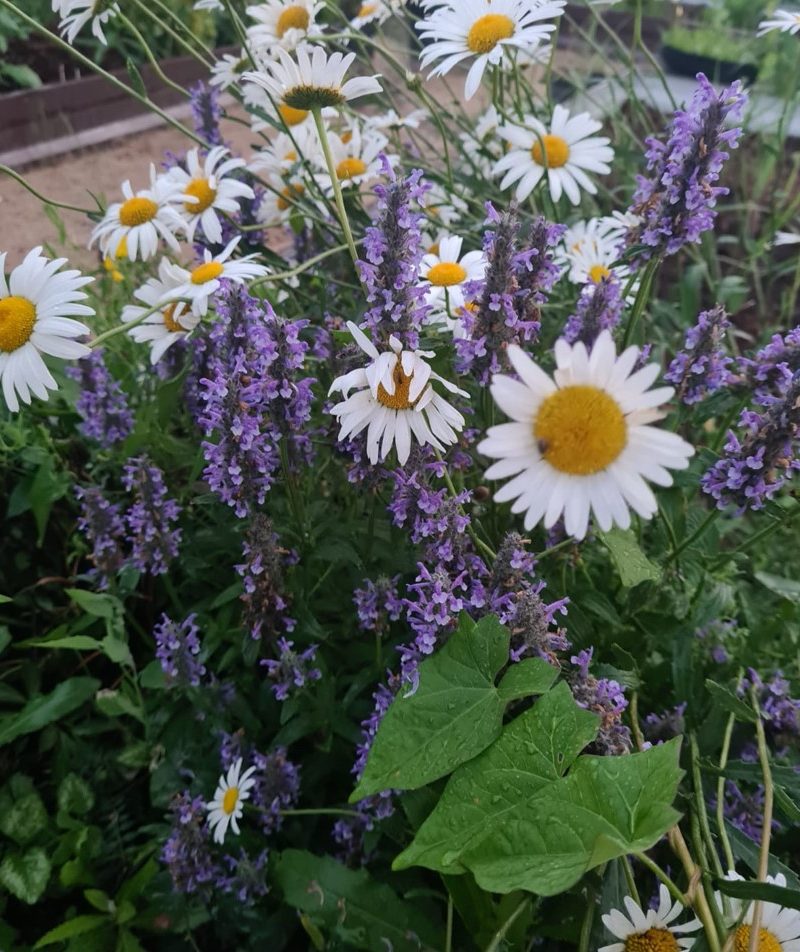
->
329, 322, 467, 465
479, 331, 694, 540
206, 757, 258, 844
52, 0, 119, 46
0, 247, 93, 413
494, 105, 614, 205
420, 234, 487, 316
246, 0, 323, 52
90, 165, 188, 262
121, 259, 199, 365
416, 0, 566, 100
161, 238, 269, 317
599, 885, 701, 952
166, 147, 255, 245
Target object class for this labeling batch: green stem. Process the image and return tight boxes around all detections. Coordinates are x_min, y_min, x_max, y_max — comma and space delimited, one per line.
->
131, 0, 215, 64
483, 897, 530, 952
0, 0, 209, 148
89, 301, 170, 349
221, 0, 257, 69
667, 509, 721, 564
709, 504, 800, 572
717, 712, 737, 873
445, 894, 454, 952
278, 808, 363, 818
251, 243, 353, 287
690, 733, 724, 879
433, 449, 497, 562
0, 164, 98, 215
622, 856, 640, 906
622, 257, 660, 347
118, 11, 190, 98
578, 890, 595, 952
312, 109, 361, 275
749, 686, 775, 952
634, 852, 686, 905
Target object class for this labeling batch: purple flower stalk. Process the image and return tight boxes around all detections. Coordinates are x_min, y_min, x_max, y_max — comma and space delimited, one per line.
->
569, 648, 631, 755
506, 586, 571, 664
121, 456, 182, 575
236, 514, 296, 641
357, 162, 431, 348
154, 613, 206, 688
67, 349, 134, 447
741, 669, 800, 740
189, 81, 223, 148
740, 327, 800, 406
702, 373, 800, 512
627, 73, 747, 262
75, 485, 126, 589
262, 637, 322, 700
217, 849, 269, 904
251, 747, 301, 836
354, 576, 403, 634
643, 703, 687, 744
162, 792, 221, 897
665, 304, 734, 404
563, 276, 624, 348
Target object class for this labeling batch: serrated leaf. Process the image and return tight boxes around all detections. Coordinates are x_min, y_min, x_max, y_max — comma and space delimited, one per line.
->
0, 677, 100, 747
775, 787, 800, 822
0, 847, 51, 904
497, 658, 558, 702
601, 529, 661, 587
33, 915, 107, 948
705, 679, 758, 723
274, 850, 441, 952
351, 614, 511, 800
0, 790, 48, 844
394, 683, 599, 874
755, 572, 800, 604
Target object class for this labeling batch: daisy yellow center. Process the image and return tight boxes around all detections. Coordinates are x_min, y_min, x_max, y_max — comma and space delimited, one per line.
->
534, 385, 627, 475
336, 157, 368, 180
358, 3, 377, 16
277, 182, 306, 210
184, 177, 217, 214
191, 261, 224, 285
623, 929, 680, 952
284, 85, 345, 110
531, 134, 570, 169
427, 262, 467, 287
119, 196, 159, 227
279, 104, 309, 126
276, 5, 310, 38
222, 787, 239, 815
162, 303, 184, 334
0, 296, 36, 353
734, 925, 782, 952
377, 362, 417, 411
589, 264, 611, 283
467, 13, 516, 54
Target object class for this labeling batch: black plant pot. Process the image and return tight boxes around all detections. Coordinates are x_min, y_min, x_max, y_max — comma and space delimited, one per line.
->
661, 44, 759, 85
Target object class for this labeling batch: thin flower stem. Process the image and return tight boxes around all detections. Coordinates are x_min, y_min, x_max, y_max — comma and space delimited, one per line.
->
221, 0, 257, 70
250, 243, 354, 287
749, 686, 775, 952
578, 888, 595, 952
131, 0, 215, 64
312, 109, 361, 275
0, 0, 210, 149
710, 505, 800, 570
117, 12, 191, 99
690, 733, 725, 879
433, 449, 497, 562
278, 808, 363, 818
89, 302, 166, 349
0, 165, 98, 216
445, 895, 454, 952
622, 856, 640, 906
668, 826, 723, 952
483, 896, 530, 952
634, 851, 686, 905
622, 256, 659, 347
717, 711, 737, 873
667, 509, 721, 563
629, 692, 646, 752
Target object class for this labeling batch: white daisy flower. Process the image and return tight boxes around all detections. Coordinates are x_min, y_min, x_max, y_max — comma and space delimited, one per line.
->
559, 218, 629, 286
757, 10, 800, 36
246, 0, 323, 51
53, 0, 119, 45
420, 181, 468, 230
420, 234, 486, 314
416, 0, 566, 100
0, 247, 93, 412
494, 105, 614, 205
461, 104, 504, 174
206, 757, 258, 844
599, 884, 701, 952
249, 126, 321, 178
478, 331, 694, 540
166, 147, 255, 245
351, 0, 396, 29
162, 237, 269, 316
244, 44, 382, 112
257, 173, 309, 227
721, 871, 800, 950
121, 259, 199, 365
210, 50, 253, 91
314, 124, 394, 192
90, 165, 187, 262
364, 108, 429, 134
774, 230, 800, 247
329, 321, 467, 465
194, 0, 223, 9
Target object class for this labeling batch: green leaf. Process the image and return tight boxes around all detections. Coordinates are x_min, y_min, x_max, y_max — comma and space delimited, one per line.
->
274, 850, 441, 952
0, 677, 100, 747
755, 571, 800, 604
28, 636, 103, 652
601, 529, 661, 587
125, 59, 148, 99
713, 877, 800, 911
395, 683, 599, 875
58, 774, 95, 817
66, 589, 120, 619
774, 787, 800, 823
95, 689, 144, 723
83, 889, 111, 912
0, 847, 51, 904
0, 790, 48, 844
0, 594, 11, 604
33, 915, 108, 948
497, 658, 559, 703
351, 614, 512, 800
705, 679, 758, 724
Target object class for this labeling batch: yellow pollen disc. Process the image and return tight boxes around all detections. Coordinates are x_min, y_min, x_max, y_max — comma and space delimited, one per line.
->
467, 13, 516, 54
377, 362, 417, 411
119, 196, 159, 227
589, 263, 611, 283
534, 385, 627, 476
191, 261, 224, 285
427, 262, 468, 287
0, 296, 36, 353
340, 131, 354, 145
531, 134, 571, 169
222, 787, 239, 815
184, 177, 217, 214
358, 3, 377, 15
283, 85, 344, 110
162, 303, 184, 333
277, 182, 305, 210
284, 149, 298, 162
336, 157, 368, 180
276, 5, 310, 38
428, 241, 440, 255
279, 104, 309, 126
623, 929, 680, 952
734, 925, 782, 952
